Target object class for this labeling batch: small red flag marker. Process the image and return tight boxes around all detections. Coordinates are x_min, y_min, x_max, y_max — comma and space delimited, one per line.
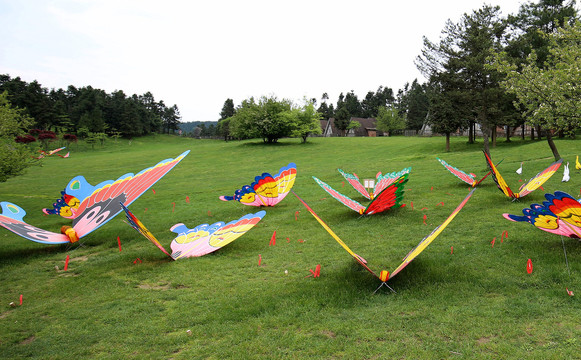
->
540, 186, 544, 191
298, 239, 304, 243
527, 259, 533, 274
491, 237, 496, 247
421, 207, 428, 211
64, 255, 70, 271
269, 231, 276, 246
436, 202, 444, 207
133, 258, 142, 264
410, 201, 414, 210
295, 211, 300, 221
341, 181, 345, 187
172, 202, 176, 212
186, 196, 190, 203
566, 288, 574, 296
451, 246, 454, 254
423, 214, 427, 225
315, 264, 321, 277
430, 186, 433, 191
286, 237, 290, 243
152, 189, 156, 195
258, 254, 262, 266
19, 294, 23, 306
117, 236, 122, 252
501, 230, 508, 243
207, 210, 212, 217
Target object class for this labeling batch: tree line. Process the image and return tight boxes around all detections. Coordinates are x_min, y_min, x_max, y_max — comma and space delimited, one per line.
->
0, 74, 181, 137
417, 0, 579, 156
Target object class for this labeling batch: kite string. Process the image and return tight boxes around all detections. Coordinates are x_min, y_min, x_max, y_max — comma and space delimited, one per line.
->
561, 235, 571, 276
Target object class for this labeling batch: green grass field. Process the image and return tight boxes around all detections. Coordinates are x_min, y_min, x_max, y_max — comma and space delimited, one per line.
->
0, 135, 579, 359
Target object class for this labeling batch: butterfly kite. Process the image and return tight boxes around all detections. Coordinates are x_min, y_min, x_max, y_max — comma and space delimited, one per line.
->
437, 158, 499, 187
293, 188, 475, 292
122, 204, 265, 259
0, 150, 189, 244
484, 151, 562, 200
34, 147, 69, 159
503, 191, 581, 239
313, 173, 408, 215
220, 163, 296, 206
43, 150, 190, 218
338, 167, 411, 199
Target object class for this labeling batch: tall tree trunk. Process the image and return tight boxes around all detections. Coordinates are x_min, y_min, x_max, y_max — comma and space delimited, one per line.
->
546, 131, 561, 160
521, 124, 525, 140
468, 121, 474, 144
482, 125, 491, 158
492, 126, 497, 148
531, 126, 535, 140
446, 132, 450, 152
536, 125, 542, 140
506, 126, 511, 142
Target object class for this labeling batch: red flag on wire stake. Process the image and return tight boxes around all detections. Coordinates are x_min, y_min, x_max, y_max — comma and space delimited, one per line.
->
269, 231, 276, 246
307, 264, 321, 278
410, 201, 414, 210
566, 288, 574, 296
258, 254, 262, 266
286, 237, 290, 243
341, 181, 345, 187
295, 211, 300, 221
144, 208, 148, 213
19, 294, 23, 306
430, 186, 433, 191
491, 237, 496, 247
133, 258, 142, 264
451, 246, 454, 254
298, 239, 304, 243
117, 236, 122, 252
207, 210, 212, 217
527, 259, 533, 274
421, 207, 428, 211
501, 230, 508, 243
152, 189, 156, 195
436, 202, 444, 207
64, 255, 70, 271
423, 214, 427, 225
186, 196, 190, 203
171, 202, 176, 212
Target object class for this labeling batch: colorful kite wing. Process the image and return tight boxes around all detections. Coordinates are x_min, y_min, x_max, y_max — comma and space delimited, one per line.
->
44, 150, 190, 224
312, 176, 365, 213
220, 163, 296, 206
121, 204, 172, 257
170, 211, 265, 259
437, 158, 476, 186
0, 202, 69, 244
363, 173, 408, 215
484, 151, 516, 198
291, 191, 379, 277
503, 191, 581, 238
337, 169, 371, 199
389, 188, 475, 279
516, 159, 562, 198
373, 167, 411, 196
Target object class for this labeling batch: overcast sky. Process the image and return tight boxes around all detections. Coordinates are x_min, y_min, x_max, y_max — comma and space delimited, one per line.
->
1, 0, 528, 122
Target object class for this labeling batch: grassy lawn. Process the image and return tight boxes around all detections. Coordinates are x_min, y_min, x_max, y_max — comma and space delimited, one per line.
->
0, 134, 579, 359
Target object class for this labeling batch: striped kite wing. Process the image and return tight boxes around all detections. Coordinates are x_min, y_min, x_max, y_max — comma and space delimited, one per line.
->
312, 176, 365, 213
484, 151, 515, 198
389, 188, 475, 279
121, 203, 172, 258
437, 158, 475, 186
516, 159, 562, 198
292, 191, 379, 278
338, 169, 371, 199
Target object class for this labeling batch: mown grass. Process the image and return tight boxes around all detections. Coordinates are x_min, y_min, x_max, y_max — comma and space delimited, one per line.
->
0, 134, 579, 359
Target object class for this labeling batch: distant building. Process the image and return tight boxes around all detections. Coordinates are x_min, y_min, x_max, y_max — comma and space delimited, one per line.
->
320, 117, 383, 137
